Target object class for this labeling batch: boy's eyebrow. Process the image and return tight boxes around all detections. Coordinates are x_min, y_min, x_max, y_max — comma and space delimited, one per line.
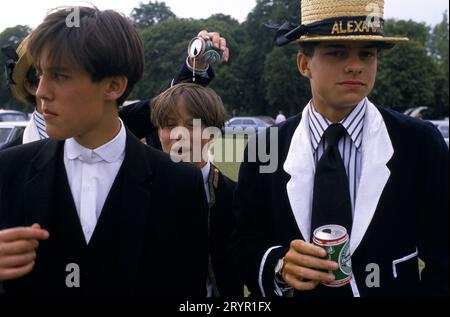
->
47, 66, 70, 73
36, 65, 70, 73
164, 116, 178, 125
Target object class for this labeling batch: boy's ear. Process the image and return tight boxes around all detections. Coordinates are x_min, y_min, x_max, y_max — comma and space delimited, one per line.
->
104, 76, 128, 102
297, 52, 312, 79
157, 128, 164, 143
24, 79, 38, 96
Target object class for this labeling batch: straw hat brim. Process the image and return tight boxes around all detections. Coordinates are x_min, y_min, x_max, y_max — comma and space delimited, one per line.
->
10, 36, 34, 105
298, 35, 409, 43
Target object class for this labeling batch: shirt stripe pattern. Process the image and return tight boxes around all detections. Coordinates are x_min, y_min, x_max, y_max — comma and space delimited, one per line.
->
33, 111, 49, 140
308, 99, 367, 214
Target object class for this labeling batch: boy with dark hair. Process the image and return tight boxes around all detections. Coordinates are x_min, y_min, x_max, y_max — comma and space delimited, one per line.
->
0, 6, 208, 296
232, 0, 448, 297
1, 29, 228, 149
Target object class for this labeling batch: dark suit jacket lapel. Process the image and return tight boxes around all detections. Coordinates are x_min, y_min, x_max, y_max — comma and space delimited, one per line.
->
117, 129, 153, 294
18, 134, 153, 294
24, 139, 62, 228
22, 139, 63, 273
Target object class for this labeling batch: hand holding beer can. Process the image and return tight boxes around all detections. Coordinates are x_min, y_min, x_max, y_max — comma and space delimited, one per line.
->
312, 225, 352, 287
188, 37, 223, 65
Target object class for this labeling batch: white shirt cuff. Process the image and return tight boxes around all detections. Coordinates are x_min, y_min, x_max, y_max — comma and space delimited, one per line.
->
185, 56, 210, 77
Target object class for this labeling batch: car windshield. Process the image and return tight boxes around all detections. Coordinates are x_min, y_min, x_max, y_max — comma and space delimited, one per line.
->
229, 119, 243, 126
0, 114, 27, 122
256, 120, 268, 127
438, 125, 449, 138
0, 127, 13, 144
242, 119, 255, 125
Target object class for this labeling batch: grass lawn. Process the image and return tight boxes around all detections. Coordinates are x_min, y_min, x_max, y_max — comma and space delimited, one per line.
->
419, 259, 425, 275
210, 135, 248, 182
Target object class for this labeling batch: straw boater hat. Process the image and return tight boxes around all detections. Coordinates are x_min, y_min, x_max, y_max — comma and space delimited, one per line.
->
271, 0, 409, 46
3, 35, 34, 105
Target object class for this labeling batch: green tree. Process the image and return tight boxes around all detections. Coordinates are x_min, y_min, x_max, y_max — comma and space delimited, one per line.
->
429, 11, 449, 65
371, 40, 436, 114
429, 11, 449, 117
263, 46, 310, 117
202, 16, 243, 115
371, 18, 449, 119
384, 19, 430, 46
130, 1, 176, 28
128, 5, 447, 119
207, 14, 239, 25
0, 25, 31, 47
129, 16, 241, 117
228, 0, 301, 116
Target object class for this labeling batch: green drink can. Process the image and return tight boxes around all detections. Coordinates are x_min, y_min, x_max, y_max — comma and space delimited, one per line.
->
188, 37, 223, 65
313, 224, 352, 287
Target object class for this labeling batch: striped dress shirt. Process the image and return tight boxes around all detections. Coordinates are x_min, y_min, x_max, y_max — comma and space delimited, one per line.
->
308, 98, 367, 214
271, 98, 367, 296
33, 110, 49, 140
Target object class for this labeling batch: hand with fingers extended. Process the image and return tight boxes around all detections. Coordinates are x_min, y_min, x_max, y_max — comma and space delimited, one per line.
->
188, 29, 230, 69
0, 224, 49, 281
280, 240, 339, 291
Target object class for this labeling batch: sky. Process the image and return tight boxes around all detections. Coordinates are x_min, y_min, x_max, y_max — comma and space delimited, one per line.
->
0, 0, 449, 33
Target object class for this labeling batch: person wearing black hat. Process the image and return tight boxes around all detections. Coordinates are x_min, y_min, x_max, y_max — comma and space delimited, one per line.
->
232, 0, 448, 297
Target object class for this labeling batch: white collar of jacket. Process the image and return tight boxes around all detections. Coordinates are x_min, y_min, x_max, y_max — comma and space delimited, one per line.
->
201, 160, 211, 185
283, 98, 394, 255
23, 110, 48, 144
22, 118, 40, 144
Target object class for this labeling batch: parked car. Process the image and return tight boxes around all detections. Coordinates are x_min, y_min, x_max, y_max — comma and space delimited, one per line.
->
256, 116, 276, 126
224, 116, 270, 136
0, 121, 28, 148
428, 120, 449, 147
0, 109, 28, 122
403, 106, 432, 119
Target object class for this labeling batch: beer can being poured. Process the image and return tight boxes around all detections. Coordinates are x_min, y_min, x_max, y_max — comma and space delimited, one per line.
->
188, 37, 223, 65
312, 224, 352, 287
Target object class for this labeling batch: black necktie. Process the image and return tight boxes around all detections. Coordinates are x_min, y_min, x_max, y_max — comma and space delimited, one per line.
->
311, 124, 353, 236
207, 168, 220, 297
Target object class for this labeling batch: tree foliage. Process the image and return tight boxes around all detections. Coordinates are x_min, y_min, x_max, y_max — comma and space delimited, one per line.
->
130, 1, 176, 28
428, 11, 449, 117
263, 47, 311, 116
371, 41, 436, 112
130, 17, 241, 115
0, 3, 448, 119
384, 18, 430, 46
